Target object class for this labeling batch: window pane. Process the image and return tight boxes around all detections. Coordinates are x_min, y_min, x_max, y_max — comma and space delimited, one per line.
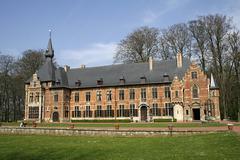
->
164, 87, 170, 98
192, 85, 199, 98
130, 89, 135, 100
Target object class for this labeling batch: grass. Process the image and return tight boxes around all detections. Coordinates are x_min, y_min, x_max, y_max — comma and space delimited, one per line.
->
0, 133, 239, 160
1, 121, 227, 128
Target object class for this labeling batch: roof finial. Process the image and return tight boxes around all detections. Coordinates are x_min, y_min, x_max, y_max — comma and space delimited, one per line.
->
49, 29, 52, 38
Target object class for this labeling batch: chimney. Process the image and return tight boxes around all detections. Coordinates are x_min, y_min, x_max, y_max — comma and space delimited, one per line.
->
177, 52, 182, 68
64, 65, 70, 72
80, 64, 86, 69
149, 56, 153, 71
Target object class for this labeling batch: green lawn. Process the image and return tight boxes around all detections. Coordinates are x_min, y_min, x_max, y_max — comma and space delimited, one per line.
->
1, 122, 227, 128
0, 133, 239, 160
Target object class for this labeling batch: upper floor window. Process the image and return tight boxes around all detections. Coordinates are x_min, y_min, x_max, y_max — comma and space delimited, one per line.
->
86, 92, 91, 102
141, 88, 146, 101
192, 84, 199, 98
175, 91, 179, 98
152, 87, 158, 99
75, 92, 79, 102
164, 87, 171, 98
191, 71, 197, 79
96, 91, 102, 101
129, 89, 135, 100
35, 92, 40, 102
54, 93, 58, 102
119, 89, 124, 100
107, 90, 112, 101
29, 93, 34, 103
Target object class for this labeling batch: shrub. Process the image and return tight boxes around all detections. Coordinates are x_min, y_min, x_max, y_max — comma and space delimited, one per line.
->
71, 119, 131, 123
154, 118, 177, 122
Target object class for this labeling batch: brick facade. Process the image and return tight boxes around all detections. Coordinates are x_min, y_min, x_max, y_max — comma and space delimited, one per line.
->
25, 63, 220, 122
24, 39, 220, 122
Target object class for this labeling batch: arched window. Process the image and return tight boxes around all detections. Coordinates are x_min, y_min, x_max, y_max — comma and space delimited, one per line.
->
192, 84, 199, 98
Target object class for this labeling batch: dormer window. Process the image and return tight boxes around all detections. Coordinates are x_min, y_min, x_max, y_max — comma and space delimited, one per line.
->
119, 76, 125, 84
56, 79, 61, 86
75, 80, 81, 86
140, 76, 146, 83
191, 71, 197, 79
163, 73, 169, 82
97, 78, 103, 85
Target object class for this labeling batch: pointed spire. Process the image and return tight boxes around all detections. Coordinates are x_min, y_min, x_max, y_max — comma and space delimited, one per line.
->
210, 73, 216, 88
45, 29, 54, 59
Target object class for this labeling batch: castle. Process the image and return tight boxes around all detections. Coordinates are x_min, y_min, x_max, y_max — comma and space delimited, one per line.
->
24, 37, 220, 122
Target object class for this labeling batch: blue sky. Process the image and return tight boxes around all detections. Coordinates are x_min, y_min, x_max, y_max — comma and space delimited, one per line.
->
1, 0, 240, 68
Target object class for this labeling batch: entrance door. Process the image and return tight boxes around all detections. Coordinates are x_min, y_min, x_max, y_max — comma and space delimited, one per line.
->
52, 112, 59, 122
192, 108, 200, 120
141, 106, 147, 121
174, 104, 183, 121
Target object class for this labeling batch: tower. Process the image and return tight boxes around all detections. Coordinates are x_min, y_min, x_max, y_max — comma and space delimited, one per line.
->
45, 30, 54, 60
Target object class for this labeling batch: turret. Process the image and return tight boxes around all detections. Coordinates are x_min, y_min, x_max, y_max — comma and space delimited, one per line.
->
45, 30, 54, 60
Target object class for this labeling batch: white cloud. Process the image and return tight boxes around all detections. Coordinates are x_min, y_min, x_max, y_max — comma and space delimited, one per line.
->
142, 0, 190, 24
58, 42, 117, 68
227, 2, 240, 29
143, 10, 159, 24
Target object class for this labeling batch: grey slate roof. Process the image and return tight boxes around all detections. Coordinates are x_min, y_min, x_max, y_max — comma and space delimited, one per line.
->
65, 58, 191, 88
27, 56, 191, 89
26, 37, 192, 88
45, 38, 54, 58
37, 58, 56, 82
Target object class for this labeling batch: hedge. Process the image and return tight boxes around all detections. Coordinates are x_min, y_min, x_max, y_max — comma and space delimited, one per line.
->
71, 119, 131, 123
153, 118, 177, 122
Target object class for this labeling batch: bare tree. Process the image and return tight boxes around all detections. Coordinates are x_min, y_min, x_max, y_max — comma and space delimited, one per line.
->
227, 31, 240, 120
163, 23, 192, 59
114, 26, 160, 63
15, 49, 45, 80
203, 14, 232, 119
158, 31, 173, 60
0, 54, 15, 121
189, 19, 209, 72
0, 50, 45, 121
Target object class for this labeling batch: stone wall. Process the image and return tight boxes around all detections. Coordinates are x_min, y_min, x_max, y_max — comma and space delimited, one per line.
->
0, 127, 224, 137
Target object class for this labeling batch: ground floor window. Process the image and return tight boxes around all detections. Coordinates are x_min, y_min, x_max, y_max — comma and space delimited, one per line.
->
85, 106, 91, 117
106, 105, 113, 117
64, 106, 69, 118
72, 106, 80, 118
130, 104, 137, 117
119, 105, 124, 117
152, 103, 160, 116
204, 99, 215, 117
28, 106, 39, 119
96, 105, 102, 117
165, 103, 173, 116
